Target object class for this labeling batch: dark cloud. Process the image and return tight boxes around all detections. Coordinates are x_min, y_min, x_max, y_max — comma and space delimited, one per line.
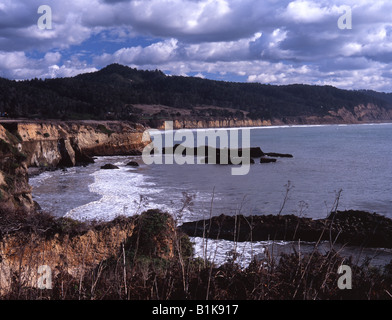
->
1, 0, 392, 91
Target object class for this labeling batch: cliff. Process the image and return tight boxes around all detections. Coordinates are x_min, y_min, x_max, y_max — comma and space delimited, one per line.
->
1, 121, 148, 167
0, 209, 180, 296
0, 120, 149, 212
154, 103, 392, 129
0, 216, 135, 295
0, 125, 32, 212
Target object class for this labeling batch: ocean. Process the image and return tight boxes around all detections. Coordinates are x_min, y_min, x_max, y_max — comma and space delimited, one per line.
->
29, 123, 392, 266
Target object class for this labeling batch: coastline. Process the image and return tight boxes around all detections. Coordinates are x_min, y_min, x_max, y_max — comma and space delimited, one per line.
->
2, 120, 392, 300
28, 122, 392, 222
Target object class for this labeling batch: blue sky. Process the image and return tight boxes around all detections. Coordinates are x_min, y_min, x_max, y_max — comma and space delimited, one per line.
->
1, 0, 392, 92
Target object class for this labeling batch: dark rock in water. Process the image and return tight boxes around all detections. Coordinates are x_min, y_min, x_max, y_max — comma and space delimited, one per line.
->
57, 138, 76, 167
163, 144, 265, 158
264, 152, 293, 158
260, 157, 277, 163
179, 210, 392, 249
126, 161, 139, 167
247, 147, 264, 158
100, 164, 119, 169
71, 139, 95, 165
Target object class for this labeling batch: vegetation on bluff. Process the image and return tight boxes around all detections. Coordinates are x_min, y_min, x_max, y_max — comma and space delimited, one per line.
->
1, 207, 392, 300
1, 64, 392, 123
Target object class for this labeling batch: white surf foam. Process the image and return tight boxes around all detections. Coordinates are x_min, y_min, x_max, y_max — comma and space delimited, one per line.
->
29, 170, 57, 187
64, 164, 163, 221
190, 237, 289, 268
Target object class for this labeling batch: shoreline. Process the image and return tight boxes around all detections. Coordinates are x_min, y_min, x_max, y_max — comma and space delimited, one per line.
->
146, 120, 392, 134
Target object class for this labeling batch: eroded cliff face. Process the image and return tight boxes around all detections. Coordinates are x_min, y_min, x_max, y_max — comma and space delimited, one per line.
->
11, 121, 149, 167
328, 103, 392, 123
0, 121, 149, 212
270, 103, 392, 125
0, 217, 135, 295
155, 104, 392, 129
0, 210, 178, 296
0, 125, 33, 212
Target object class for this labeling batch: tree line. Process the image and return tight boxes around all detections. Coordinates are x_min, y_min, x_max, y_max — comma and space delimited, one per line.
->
0, 63, 391, 122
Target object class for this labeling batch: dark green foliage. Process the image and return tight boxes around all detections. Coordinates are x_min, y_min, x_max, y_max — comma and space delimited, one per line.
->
0, 64, 391, 122
125, 209, 173, 258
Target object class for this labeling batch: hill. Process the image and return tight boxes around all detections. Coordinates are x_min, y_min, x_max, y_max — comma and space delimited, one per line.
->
1, 63, 392, 126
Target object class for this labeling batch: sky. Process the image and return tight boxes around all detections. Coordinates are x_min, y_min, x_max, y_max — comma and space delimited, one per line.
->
1, 0, 392, 92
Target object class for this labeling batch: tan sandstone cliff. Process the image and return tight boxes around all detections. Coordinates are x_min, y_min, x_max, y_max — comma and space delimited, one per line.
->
0, 121, 149, 212
0, 217, 135, 295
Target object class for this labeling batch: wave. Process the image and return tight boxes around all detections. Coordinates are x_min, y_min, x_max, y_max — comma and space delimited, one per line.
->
64, 165, 159, 221
63, 159, 202, 222
190, 237, 289, 268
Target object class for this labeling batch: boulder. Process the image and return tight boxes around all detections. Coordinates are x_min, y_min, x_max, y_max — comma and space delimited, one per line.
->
163, 145, 265, 158
100, 164, 119, 170
57, 138, 76, 167
264, 152, 293, 158
70, 138, 95, 165
126, 161, 139, 167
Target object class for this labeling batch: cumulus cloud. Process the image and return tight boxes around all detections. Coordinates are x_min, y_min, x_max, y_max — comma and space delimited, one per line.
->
1, 0, 392, 91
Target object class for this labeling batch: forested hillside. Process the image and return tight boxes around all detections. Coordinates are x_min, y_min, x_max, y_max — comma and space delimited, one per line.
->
1, 63, 391, 124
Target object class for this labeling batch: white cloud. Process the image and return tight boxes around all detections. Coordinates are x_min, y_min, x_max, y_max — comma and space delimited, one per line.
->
2, 0, 392, 91
284, 0, 331, 23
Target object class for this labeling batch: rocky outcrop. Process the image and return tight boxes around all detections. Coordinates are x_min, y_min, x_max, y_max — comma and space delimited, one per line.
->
163, 145, 264, 158
0, 120, 150, 212
3, 121, 149, 168
0, 126, 33, 212
162, 144, 290, 165
180, 210, 392, 249
264, 153, 293, 158
100, 164, 119, 170
126, 161, 139, 167
0, 210, 179, 296
0, 216, 135, 295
